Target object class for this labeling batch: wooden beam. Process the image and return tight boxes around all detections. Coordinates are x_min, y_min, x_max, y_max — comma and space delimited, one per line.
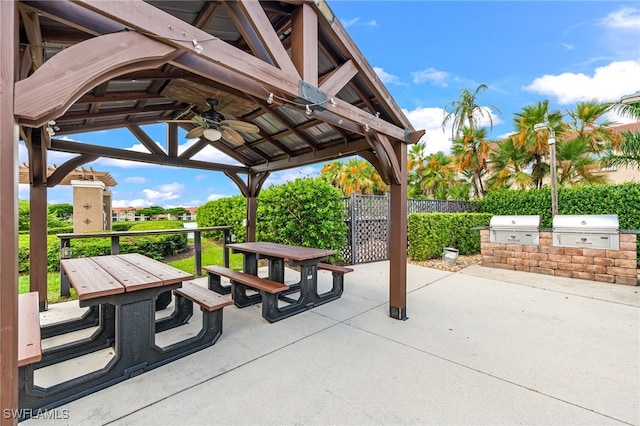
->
50, 139, 250, 174
319, 59, 358, 96
388, 139, 408, 320
72, 0, 300, 89
290, 3, 318, 85
0, 1, 19, 420
127, 125, 167, 156
28, 131, 48, 311
14, 31, 178, 126
167, 122, 178, 157
250, 138, 370, 173
18, 7, 44, 71
47, 154, 100, 187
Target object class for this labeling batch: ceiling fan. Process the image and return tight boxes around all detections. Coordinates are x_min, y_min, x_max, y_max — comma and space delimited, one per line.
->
176, 98, 260, 146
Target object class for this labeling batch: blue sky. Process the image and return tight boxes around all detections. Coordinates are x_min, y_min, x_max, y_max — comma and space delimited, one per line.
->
19, 1, 640, 208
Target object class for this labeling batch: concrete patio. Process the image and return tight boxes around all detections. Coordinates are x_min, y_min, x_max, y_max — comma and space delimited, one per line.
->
26, 261, 639, 425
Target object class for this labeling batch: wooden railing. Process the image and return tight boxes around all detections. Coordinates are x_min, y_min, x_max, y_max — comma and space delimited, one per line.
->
57, 226, 233, 297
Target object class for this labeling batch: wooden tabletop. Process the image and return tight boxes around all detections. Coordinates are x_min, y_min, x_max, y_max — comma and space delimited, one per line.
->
227, 242, 335, 262
61, 254, 194, 300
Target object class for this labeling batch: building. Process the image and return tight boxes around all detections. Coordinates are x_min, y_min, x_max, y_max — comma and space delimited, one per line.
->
597, 122, 640, 184
112, 206, 197, 222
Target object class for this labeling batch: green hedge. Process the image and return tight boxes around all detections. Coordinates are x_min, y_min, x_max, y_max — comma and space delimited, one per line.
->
196, 195, 246, 242
408, 213, 493, 261
19, 220, 188, 273
478, 183, 640, 229
112, 222, 135, 231
198, 178, 347, 261
256, 178, 347, 260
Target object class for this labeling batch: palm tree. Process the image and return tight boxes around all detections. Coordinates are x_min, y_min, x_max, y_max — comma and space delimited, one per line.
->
513, 100, 563, 189
451, 126, 490, 197
407, 142, 429, 198
562, 101, 620, 153
443, 84, 500, 138
421, 152, 455, 199
321, 159, 387, 195
556, 137, 608, 186
601, 130, 640, 170
486, 136, 532, 189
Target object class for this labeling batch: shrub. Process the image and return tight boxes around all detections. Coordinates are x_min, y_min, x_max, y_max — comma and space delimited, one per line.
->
479, 183, 640, 229
197, 195, 246, 242
408, 213, 492, 261
19, 220, 189, 273
257, 178, 347, 260
112, 222, 135, 232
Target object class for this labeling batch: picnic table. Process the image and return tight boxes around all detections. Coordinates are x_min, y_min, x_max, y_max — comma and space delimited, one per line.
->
206, 242, 352, 322
19, 253, 232, 418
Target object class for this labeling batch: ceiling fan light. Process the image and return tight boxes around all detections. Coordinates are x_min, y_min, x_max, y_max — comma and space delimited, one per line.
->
203, 128, 222, 141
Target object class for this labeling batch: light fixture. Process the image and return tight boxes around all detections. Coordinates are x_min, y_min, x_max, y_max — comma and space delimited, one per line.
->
329, 98, 337, 107
364, 124, 370, 132
533, 121, 558, 216
203, 128, 222, 141
305, 105, 312, 116
192, 39, 203, 54
266, 93, 274, 105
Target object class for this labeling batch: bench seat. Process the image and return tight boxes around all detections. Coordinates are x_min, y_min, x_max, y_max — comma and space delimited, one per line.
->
204, 265, 289, 294
318, 263, 354, 275
174, 281, 233, 311
18, 292, 42, 367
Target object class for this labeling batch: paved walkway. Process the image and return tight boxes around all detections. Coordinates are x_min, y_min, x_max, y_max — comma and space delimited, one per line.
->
28, 262, 639, 425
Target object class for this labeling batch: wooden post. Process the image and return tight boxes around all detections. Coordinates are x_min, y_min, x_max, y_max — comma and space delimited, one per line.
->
0, 1, 20, 422
388, 140, 408, 320
29, 130, 49, 311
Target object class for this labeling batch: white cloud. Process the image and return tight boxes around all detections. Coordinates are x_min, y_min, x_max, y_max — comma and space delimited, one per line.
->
207, 193, 226, 201
265, 166, 320, 187
373, 67, 401, 85
412, 67, 450, 87
598, 7, 640, 30
124, 176, 146, 184
522, 60, 640, 104
340, 17, 377, 28
112, 198, 149, 208
194, 174, 207, 182
561, 43, 574, 51
403, 106, 502, 155
142, 188, 180, 202
402, 107, 451, 154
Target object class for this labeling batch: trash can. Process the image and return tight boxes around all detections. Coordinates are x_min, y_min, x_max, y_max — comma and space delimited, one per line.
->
442, 247, 459, 264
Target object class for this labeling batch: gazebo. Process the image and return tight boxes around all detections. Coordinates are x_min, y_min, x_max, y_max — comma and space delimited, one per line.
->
0, 0, 424, 418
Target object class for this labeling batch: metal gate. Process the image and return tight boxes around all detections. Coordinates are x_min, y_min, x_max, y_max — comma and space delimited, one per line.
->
341, 195, 477, 264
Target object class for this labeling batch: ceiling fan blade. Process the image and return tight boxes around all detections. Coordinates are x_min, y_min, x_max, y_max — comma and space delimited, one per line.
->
186, 127, 205, 139
221, 127, 245, 146
221, 120, 260, 134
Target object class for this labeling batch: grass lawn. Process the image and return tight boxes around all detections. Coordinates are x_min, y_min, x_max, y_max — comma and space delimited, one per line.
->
18, 238, 243, 304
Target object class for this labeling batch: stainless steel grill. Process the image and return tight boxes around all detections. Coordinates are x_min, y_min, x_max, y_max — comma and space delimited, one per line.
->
552, 214, 620, 250
490, 215, 541, 245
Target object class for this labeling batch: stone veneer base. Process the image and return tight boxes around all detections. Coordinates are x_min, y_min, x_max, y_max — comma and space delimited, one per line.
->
480, 230, 638, 286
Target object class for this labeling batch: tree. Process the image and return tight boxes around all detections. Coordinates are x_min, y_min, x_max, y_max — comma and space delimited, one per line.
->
556, 137, 608, 186
487, 136, 533, 190
320, 158, 387, 195
137, 206, 165, 220
407, 142, 429, 198
48, 203, 73, 221
165, 207, 188, 219
451, 126, 490, 197
420, 151, 456, 199
512, 100, 563, 189
601, 130, 640, 170
562, 101, 620, 153
443, 84, 500, 138
18, 199, 30, 231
